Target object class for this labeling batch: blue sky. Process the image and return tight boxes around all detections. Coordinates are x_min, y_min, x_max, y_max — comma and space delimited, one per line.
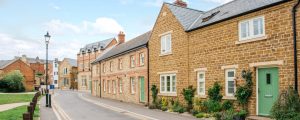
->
0, 0, 232, 60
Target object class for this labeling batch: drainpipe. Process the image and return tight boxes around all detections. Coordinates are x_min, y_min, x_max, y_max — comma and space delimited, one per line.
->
292, 0, 300, 92
99, 61, 102, 98
147, 43, 150, 105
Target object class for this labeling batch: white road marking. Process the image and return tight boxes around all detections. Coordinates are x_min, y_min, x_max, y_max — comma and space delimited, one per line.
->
52, 93, 72, 120
78, 93, 159, 120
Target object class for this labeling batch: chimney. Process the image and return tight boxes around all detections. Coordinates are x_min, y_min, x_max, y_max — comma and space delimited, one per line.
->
118, 31, 125, 44
174, 0, 187, 8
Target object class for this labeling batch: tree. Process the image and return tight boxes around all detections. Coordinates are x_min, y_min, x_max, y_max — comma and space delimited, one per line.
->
0, 71, 25, 92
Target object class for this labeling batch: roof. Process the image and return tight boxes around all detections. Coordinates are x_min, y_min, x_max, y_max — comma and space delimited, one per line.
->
14, 56, 53, 64
94, 31, 152, 63
165, 0, 288, 31
65, 58, 77, 67
79, 38, 115, 53
0, 60, 13, 69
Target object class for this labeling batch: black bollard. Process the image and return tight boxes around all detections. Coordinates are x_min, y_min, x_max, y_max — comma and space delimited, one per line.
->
48, 94, 52, 108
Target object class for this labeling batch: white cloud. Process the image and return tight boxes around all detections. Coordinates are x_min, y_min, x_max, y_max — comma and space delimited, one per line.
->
50, 3, 61, 10
45, 19, 81, 35
204, 0, 233, 4
83, 17, 124, 35
0, 33, 83, 60
45, 17, 123, 36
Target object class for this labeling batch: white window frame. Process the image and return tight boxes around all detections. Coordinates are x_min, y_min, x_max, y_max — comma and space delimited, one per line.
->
108, 80, 111, 93
160, 74, 176, 94
103, 80, 106, 92
197, 72, 205, 95
130, 77, 135, 94
119, 79, 123, 93
225, 69, 236, 97
130, 56, 135, 68
113, 80, 116, 94
160, 34, 172, 54
239, 16, 265, 41
139, 53, 145, 66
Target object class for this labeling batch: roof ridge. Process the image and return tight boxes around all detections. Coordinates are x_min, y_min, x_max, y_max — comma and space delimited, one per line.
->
164, 2, 204, 13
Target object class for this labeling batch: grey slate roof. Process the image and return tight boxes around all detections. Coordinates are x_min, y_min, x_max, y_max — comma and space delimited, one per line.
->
166, 3, 204, 30
166, 0, 288, 31
66, 58, 77, 67
0, 60, 13, 69
79, 38, 115, 53
94, 31, 152, 63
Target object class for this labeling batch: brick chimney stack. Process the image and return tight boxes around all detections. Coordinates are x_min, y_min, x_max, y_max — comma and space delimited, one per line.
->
118, 31, 125, 44
174, 0, 187, 8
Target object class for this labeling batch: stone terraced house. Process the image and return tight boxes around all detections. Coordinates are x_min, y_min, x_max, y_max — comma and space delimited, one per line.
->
149, 0, 300, 116
58, 58, 77, 89
91, 31, 151, 105
77, 38, 117, 91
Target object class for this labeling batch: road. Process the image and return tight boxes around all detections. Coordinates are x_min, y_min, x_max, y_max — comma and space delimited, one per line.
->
53, 90, 137, 120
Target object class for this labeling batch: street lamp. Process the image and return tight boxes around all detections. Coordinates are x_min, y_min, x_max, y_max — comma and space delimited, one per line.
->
44, 32, 51, 107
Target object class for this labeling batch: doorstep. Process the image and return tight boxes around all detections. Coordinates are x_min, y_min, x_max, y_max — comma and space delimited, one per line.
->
246, 116, 273, 120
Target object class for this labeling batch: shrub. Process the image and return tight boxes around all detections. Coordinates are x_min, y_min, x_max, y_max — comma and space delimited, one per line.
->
151, 85, 158, 104
195, 113, 205, 118
222, 100, 233, 111
203, 100, 222, 113
0, 71, 25, 92
223, 109, 235, 120
234, 109, 247, 119
208, 82, 223, 102
193, 98, 203, 113
161, 106, 168, 111
271, 87, 300, 120
235, 70, 253, 110
181, 85, 196, 112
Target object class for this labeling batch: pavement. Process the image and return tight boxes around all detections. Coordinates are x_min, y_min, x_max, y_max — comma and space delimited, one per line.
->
0, 102, 29, 112
40, 90, 199, 120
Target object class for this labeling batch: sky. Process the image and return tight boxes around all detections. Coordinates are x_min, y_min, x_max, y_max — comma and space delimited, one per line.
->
0, 0, 233, 60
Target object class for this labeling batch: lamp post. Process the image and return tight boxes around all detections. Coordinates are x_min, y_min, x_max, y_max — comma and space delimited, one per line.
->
44, 32, 51, 107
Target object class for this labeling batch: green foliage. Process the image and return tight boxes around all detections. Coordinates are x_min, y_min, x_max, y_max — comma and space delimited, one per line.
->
192, 98, 203, 113
0, 71, 25, 92
223, 109, 235, 120
181, 85, 196, 112
235, 70, 253, 109
203, 100, 222, 113
195, 113, 211, 118
161, 97, 168, 107
161, 106, 168, 111
151, 85, 158, 104
222, 100, 233, 111
208, 82, 223, 102
172, 99, 186, 113
234, 109, 248, 118
271, 87, 300, 120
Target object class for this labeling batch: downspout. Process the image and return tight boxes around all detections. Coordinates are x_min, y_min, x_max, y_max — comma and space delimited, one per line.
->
292, 0, 300, 92
99, 61, 102, 98
147, 43, 150, 105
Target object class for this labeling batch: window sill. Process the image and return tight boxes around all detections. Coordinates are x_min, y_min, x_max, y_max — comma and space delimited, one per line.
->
158, 93, 177, 97
222, 96, 237, 100
195, 95, 207, 98
159, 52, 172, 57
235, 36, 267, 45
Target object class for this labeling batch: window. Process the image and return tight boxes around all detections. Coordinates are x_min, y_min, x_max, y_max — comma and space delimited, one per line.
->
54, 80, 57, 84
130, 77, 135, 94
119, 79, 123, 93
161, 34, 172, 54
108, 80, 111, 93
113, 80, 116, 94
239, 16, 265, 41
225, 69, 236, 96
160, 74, 176, 93
63, 78, 69, 86
197, 72, 205, 95
130, 56, 135, 68
103, 80, 106, 92
103, 63, 106, 73
55, 64, 57, 68
139, 53, 145, 66
110, 61, 113, 72
119, 58, 123, 70
81, 76, 87, 86
63, 67, 68, 75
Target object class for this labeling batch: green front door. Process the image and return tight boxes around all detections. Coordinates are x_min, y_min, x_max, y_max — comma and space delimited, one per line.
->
139, 77, 145, 102
258, 67, 279, 116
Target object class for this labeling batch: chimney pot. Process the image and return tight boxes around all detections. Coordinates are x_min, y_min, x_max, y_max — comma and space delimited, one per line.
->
174, 0, 187, 8
118, 31, 125, 44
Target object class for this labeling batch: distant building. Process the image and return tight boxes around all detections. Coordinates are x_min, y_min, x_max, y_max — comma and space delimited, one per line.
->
58, 58, 77, 89
77, 37, 118, 91
52, 58, 59, 88
0, 58, 35, 91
